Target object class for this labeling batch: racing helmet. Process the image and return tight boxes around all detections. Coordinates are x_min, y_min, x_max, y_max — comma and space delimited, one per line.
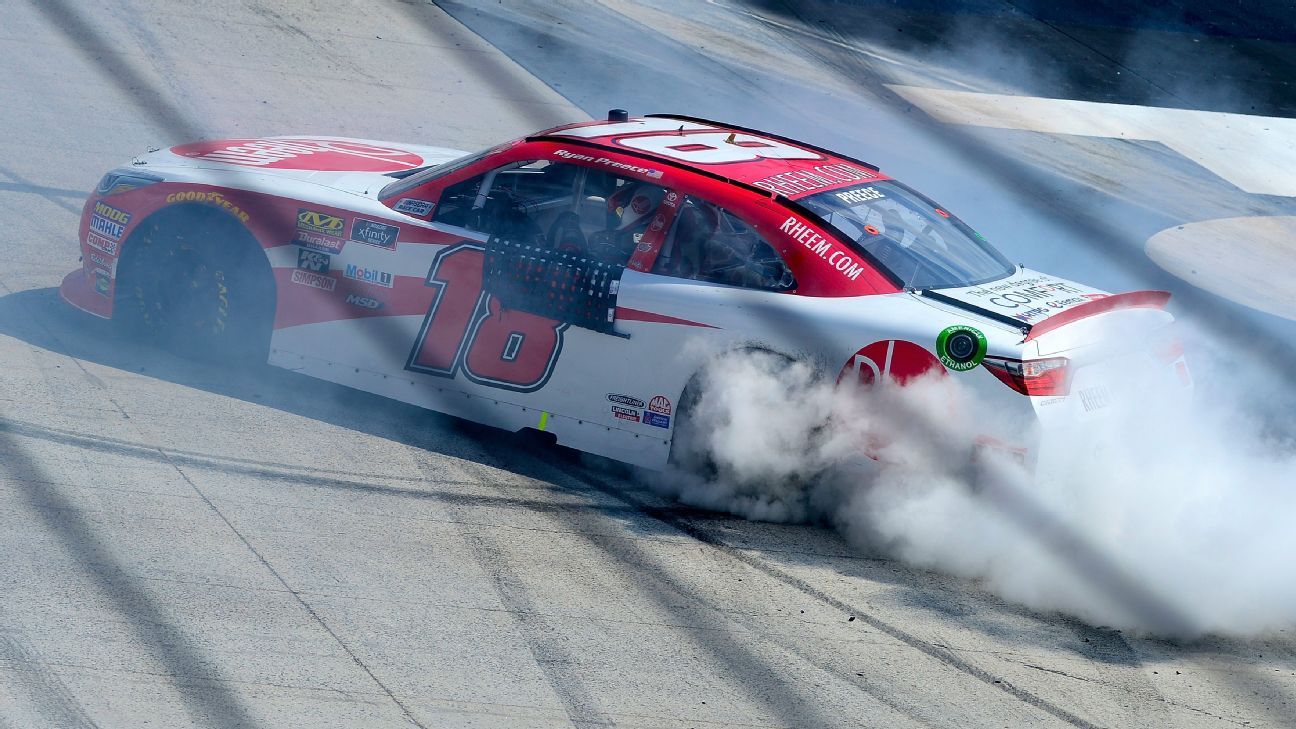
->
607, 183, 665, 232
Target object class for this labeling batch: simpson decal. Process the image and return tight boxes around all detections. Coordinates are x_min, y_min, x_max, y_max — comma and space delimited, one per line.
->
291, 269, 336, 291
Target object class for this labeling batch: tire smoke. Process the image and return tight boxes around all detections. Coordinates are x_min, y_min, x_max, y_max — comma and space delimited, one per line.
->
658, 336, 1296, 639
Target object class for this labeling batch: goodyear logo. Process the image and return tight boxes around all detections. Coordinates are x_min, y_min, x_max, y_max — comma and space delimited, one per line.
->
297, 208, 344, 236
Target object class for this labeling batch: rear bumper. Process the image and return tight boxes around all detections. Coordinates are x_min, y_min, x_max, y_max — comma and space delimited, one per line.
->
59, 267, 112, 319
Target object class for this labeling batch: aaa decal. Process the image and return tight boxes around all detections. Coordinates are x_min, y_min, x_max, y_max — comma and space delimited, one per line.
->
171, 138, 424, 172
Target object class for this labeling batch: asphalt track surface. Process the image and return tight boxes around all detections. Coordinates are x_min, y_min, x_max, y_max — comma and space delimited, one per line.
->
1, 1, 1294, 727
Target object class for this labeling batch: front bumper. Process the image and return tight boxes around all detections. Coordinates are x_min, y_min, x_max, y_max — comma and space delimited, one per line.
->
60, 267, 112, 319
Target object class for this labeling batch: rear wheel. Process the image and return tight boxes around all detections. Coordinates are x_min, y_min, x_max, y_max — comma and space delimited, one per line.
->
114, 208, 275, 362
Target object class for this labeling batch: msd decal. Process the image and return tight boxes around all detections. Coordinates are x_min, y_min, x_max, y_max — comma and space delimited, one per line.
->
171, 138, 424, 172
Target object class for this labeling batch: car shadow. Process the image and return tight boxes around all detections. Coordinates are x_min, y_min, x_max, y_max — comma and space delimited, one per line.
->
3, 285, 1292, 687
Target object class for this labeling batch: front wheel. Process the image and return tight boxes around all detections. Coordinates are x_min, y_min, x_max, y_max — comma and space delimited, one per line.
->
115, 211, 274, 362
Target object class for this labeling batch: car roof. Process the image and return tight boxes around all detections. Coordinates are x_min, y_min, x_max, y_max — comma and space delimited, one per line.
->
530, 114, 889, 199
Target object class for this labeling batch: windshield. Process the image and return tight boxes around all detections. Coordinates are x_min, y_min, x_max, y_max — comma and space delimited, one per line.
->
799, 181, 1014, 289
378, 145, 498, 200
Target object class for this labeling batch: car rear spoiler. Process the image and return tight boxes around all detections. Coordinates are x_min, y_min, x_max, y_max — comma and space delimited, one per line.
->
1023, 290, 1171, 342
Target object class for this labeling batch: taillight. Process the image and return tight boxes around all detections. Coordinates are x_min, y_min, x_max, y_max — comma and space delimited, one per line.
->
982, 356, 1071, 396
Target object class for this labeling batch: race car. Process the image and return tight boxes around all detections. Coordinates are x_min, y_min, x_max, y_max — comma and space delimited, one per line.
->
61, 111, 1190, 468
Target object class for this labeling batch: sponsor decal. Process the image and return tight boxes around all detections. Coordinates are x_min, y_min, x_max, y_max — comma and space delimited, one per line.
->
293, 229, 346, 254
642, 411, 670, 428
350, 218, 399, 250
85, 230, 119, 255
961, 276, 1087, 309
1079, 386, 1112, 412
290, 269, 336, 291
936, 326, 988, 372
630, 195, 652, 214
93, 269, 111, 296
344, 293, 384, 310
296, 248, 330, 272
611, 405, 641, 422
1083, 293, 1108, 301
607, 393, 646, 408
552, 149, 664, 179
1012, 307, 1049, 323
779, 217, 867, 280
344, 263, 393, 288
840, 340, 944, 386
88, 251, 113, 271
648, 395, 672, 415
164, 190, 251, 223
89, 214, 125, 241
171, 138, 424, 172
834, 186, 885, 205
752, 164, 876, 196
93, 201, 131, 226
298, 208, 344, 236
393, 198, 434, 216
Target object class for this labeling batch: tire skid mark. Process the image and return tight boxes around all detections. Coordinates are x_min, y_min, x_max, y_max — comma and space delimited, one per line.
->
449, 446, 938, 729
0, 631, 99, 729
533, 451, 1104, 729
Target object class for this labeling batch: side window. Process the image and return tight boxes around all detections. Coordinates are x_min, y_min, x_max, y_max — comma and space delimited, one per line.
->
431, 160, 667, 265
652, 196, 795, 291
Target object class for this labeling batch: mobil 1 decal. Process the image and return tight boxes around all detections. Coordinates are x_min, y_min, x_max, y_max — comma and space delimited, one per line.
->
935, 326, 987, 372
406, 243, 566, 393
839, 340, 944, 386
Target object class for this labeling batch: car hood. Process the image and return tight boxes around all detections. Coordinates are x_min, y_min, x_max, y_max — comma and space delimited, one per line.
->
132, 135, 467, 196
923, 267, 1109, 328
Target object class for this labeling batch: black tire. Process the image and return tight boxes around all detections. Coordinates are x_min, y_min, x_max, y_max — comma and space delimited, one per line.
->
114, 206, 275, 362
667, 349, 801, 479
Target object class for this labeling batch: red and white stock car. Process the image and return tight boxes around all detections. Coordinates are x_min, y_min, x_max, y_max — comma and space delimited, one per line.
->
62, 112, 1189, 468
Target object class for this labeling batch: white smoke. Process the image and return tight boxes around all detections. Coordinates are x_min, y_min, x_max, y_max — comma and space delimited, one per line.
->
656, 333, 1296, 639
